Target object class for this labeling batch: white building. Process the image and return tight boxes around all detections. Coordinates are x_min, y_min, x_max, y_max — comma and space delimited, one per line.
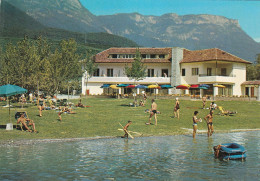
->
82, 47, 251, 97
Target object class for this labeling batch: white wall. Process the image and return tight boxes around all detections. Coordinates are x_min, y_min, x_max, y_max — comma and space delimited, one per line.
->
232, 63, 246, 96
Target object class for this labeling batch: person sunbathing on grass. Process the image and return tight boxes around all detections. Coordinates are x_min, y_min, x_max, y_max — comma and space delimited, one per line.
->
58, 106, 76, 121
17, 114, 37, 133
75, 99, 88, 108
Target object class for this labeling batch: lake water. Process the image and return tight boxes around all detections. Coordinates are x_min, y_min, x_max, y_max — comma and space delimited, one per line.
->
1, 131, 259, 180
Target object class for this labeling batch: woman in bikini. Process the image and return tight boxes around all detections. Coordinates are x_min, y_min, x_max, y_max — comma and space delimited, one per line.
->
193, 111, 202, 138
174, 98, 180, 119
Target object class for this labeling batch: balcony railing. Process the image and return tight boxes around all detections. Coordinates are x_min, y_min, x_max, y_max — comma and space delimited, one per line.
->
199, 74, 236, 77
85, 76, 171, 84
198, 74, 236, 83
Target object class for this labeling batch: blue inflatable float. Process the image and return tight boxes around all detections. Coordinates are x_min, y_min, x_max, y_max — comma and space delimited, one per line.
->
213, 143, 246, 160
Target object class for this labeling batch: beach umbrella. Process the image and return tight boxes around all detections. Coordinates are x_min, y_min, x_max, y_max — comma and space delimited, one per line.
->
135, 85, 147, 89
199, 84, 210, 88
110, 85, 120, 89
189, 84, 199, 89
0, 84, 28, 124
126, 85, 136, 88
100, 84, 110, 88
117, 84, 129, 87
148, 85, 161, 89
213, 84, 226, 88
176, 85, 189, 89
160, 85, 173, 89
198, 86, 208, 90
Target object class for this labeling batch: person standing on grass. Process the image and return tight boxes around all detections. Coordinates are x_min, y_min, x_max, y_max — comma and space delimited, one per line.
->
204, 110, 214, 137
202, 96, 206, 109
193, 111, 202, 138
37, 95, 45, 117
174, 98, 180, 119
146, 99, 158, 125
121, 120, 132, 138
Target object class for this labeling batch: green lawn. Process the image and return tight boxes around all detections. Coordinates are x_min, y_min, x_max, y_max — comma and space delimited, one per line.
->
0, 97, 260, 141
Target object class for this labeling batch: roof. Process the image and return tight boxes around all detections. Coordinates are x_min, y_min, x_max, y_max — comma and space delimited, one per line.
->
241, 81, 260, 85
181, 48, 251, 64
94, 47, 251, 64
94, 47, 172, 63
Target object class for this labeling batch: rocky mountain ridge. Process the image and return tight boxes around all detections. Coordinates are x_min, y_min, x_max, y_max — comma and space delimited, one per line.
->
4, 0, 260, 62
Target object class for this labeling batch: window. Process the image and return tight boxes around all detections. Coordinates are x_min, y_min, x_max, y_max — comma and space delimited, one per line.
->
162, 69, 168, 77
207, 68, 212, 76
192, 68, 199, 76
142, 54, 150, 59
148, 69, 154, 77
93, 69, 99, 77
107, 69, 113, 77
122, 54, 134, 58
182, 69, 186, 76
112, 54, 117, 58
221, 68, 227, 76
150, 54, 156, 59
159, 54, 165, 59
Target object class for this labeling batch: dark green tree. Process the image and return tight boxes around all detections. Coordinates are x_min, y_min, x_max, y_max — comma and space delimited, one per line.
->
82, 49, 98, 96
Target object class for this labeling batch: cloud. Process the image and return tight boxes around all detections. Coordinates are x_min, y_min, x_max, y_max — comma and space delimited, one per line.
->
254, 38, 260, 43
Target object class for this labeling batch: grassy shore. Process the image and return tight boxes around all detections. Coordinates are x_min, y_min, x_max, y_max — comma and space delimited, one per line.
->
0, 97, 260, 141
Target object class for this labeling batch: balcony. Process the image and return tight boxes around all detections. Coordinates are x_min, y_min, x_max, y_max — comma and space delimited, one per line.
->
85, 76, 171, 84
198, 74, 236, 84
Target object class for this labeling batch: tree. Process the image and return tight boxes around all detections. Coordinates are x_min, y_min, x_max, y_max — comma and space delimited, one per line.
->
246, 53, 260, 80
46, 39, 81, 95
82, 49, 98, 96
125, 48, 147, 100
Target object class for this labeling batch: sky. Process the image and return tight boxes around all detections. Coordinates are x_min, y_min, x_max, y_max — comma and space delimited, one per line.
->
79, 0, 260, 42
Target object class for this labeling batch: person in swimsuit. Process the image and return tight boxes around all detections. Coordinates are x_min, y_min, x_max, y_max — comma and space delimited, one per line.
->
204, 110, 214, 137
143, 92, 147, 104
202, 96, 206, 109
193, 111, 202, 139
147, 99, 158, 125
37, 95, 45, 117
121, 120, 132, 138
174, 98, 180, 119
17, 113, 37, 133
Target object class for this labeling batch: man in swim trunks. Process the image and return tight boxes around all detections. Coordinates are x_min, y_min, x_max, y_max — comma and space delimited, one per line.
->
147, 99, 157, 125
17, 113, 37, 133
204, 110, 214, 137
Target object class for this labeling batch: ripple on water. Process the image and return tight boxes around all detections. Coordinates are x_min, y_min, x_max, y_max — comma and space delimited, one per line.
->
0, 131, 259, 180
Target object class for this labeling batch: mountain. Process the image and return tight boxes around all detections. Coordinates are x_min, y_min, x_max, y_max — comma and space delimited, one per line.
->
0, 0, 138, 51
4, 0, 260, 62
97, 13, 260, 62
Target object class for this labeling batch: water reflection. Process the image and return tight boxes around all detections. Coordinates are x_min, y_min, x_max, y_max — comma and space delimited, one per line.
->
0, 131, 259, 180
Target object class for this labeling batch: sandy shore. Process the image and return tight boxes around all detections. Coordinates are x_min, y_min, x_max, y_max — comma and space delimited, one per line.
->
1, 129, 259, 147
